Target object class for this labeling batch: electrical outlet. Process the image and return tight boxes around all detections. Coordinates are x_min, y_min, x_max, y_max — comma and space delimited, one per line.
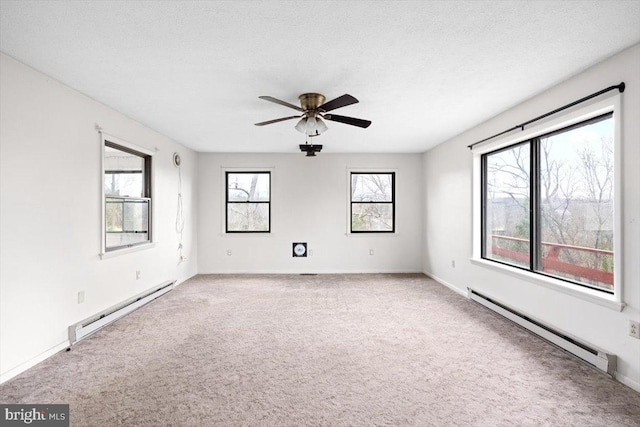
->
136, 270, 141, 280
369, 249, 374, 255
451, 260, 456, 268
309, 249, 314, 256
77, 291, 85, 304
630, 320, 640, 339
227, 250, 232, 256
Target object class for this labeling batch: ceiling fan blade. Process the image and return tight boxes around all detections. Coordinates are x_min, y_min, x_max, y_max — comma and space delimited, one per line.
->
254, 115, 301, 126
319, 94, 359, 112
324, 114, 371, 128
259, 96, 304, 112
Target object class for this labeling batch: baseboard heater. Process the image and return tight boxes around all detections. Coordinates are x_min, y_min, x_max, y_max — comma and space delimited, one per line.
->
468, 288, 616, 377
69, 280, 175, 345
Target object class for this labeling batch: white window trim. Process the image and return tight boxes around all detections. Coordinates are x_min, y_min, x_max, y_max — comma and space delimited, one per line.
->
471, 94, 623, 309
345, 167, 398, 235
220, 166, 275, 235
99, 132, 155, 259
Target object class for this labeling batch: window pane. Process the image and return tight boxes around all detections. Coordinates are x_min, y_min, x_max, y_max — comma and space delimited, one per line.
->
537, 115, 614, 291
227, 173, 270, 202
104, 146, 144, 197
352, 174, 393, 202
227, 203, 269, 231
105, 198, 149, 249
484, 143, 530, 268
352, 203, 393, 231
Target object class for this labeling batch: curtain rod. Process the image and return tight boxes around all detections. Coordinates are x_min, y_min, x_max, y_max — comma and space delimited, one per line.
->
467, 82, 625, 150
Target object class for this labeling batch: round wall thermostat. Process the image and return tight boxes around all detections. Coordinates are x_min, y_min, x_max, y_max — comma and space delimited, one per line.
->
293, 242, 307, 257
173, 152, 181, 167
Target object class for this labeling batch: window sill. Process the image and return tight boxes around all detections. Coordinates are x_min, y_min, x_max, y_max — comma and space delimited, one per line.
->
345, 232, 398, 237
100, 243, 156, 259
470, 258, 624, 312
220, 232, 272, 237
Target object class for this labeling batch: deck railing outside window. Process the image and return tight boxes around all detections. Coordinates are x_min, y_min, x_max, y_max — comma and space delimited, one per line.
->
489, 235, 613, 290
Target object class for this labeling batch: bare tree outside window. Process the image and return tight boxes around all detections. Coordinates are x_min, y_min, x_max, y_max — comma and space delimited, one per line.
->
226, 172, 270, 232
351, 173, 394, 232
484, 142, 530, 267
483, 114, 614, 292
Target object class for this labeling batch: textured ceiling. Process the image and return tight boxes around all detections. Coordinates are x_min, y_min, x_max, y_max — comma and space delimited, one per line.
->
1, 1, 639, 153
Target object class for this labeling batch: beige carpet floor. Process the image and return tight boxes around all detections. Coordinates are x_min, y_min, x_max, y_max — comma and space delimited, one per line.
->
1, 274, 639, 426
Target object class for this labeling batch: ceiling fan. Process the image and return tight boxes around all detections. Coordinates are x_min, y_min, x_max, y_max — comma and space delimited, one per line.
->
254, 93, 372, 137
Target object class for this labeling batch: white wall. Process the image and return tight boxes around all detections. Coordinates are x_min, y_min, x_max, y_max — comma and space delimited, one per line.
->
0, 53, 198, 382
422, 44, 640, 390
198, 153, 422, 273
3, 41, 637, 391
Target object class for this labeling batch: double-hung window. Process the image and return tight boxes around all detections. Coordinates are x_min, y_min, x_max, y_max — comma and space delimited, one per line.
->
226, 172, 271, 232
103, 138, 152, 253
482, 113, 615, 293
350, 172, 395, 233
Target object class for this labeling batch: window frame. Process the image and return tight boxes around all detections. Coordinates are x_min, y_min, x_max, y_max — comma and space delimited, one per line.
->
349, 172, 396, 233
471, 95, 622, 309
480, 140, 532, 268
100, 133, 154, 257
481, 113, 614, 292
225, 171, 271, 233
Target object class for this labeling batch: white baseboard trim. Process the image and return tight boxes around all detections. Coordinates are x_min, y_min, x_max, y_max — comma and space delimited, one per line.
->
69, 281, 175, 345
425, 270, 640, 394
0, 340, 70, 385
0, 277, 193, 386
423, 271, 467, 297
615, 371, 640, 393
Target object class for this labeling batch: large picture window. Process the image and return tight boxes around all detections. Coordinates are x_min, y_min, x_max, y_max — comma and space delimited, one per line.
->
351, 172, 395, 233
482, 113, 614, 293
226, 172, 270, 232
103, 140, 152, 252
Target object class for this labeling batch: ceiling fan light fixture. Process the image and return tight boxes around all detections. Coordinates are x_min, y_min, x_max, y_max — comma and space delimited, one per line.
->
295, 118, 307, 133
295, 116, 328, 136
306, 116, 317, 134
257, 92, 370, 137
316, 117, 328, 133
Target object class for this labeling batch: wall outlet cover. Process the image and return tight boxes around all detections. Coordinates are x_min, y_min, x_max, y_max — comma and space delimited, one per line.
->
630, 320, 640, 339
293, 242, 307, 257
